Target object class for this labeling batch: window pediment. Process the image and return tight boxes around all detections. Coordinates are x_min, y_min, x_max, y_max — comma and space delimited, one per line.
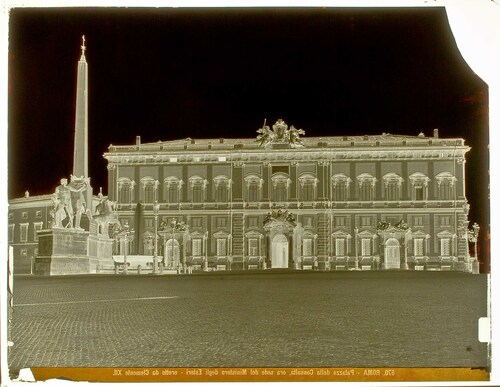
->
213, 230, 230, 239
188, 175, 208, 188
331, 230, 352, 238
437, 230, 456, 238
357, 173, 377, 186
245, 230, 263, 238
213, 175, 232, 188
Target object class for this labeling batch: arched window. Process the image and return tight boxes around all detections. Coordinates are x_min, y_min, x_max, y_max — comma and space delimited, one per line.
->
213, 175, 231, 202
383, 173, 404, 201
298, 173, 318, 201
271, 172, 291, 202
331, 173, 351, 201
140, 177, 159, 204
436, 172, 457, 200
244, 173, 263, 202
357, 173, 377, 201
117, 177, 135, 204
188, 176, 208, 203
164, 176, 183, 204
409, 172, 430, 201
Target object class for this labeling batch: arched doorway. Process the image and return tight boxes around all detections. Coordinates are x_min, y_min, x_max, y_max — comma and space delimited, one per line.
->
385, 238, 401, 269
165, 239, 180, 269
272, 234, 289, 268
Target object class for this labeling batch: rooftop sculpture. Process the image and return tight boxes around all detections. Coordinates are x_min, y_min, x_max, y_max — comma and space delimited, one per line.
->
256, 119, 305, 148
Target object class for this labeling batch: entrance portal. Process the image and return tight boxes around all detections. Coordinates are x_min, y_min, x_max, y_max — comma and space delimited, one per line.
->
271, 234, 289, 268
165, 239, 180, 269
384, 238, 401, 269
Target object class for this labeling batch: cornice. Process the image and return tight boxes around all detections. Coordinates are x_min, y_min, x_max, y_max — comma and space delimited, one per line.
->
104, 146, 470, 166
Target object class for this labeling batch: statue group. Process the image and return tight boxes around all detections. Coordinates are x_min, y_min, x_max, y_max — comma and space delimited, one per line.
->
51, 176, 90, 229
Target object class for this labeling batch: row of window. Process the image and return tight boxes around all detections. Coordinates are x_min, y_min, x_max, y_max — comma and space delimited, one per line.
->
117, 172, 458, 204
123, 233, 456, 259
8, 222, 43, 243
8, 210, 43, 221
138, 214, 452, 231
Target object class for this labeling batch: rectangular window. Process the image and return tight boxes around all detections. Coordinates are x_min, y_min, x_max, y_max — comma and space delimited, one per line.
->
301, 183, 315, 201
22, 212, 28, 219
303, 239, 313, 256
335, 239, 345, 256
119, 186, 131, 204
8, 224, 14, 243
303, 217, 313, 228
191, 217, 203, 228
192, 239, 202, 256
414, 185, 424, 201
360, 182, 373, 201
334, 217, 346, 227
361, 238, 371, 256
216, 217, 227, 228
440, 216, 451, 227
192, 186, 204, 202
8, 213, 13, 220
361, 216, 371, 227
385, 182, 400, 201
144, 184, 155, 204
274, 182, 288, 202
414, 216, 424, 227
216, 239, 227, 256
248, 239, 258, 256
248, 183, 259, 202
439, 182, 454, 200
414, 238, 424, 256
167, 185, 179, 204
34, 223, 43, 241
248, 217, 258, 228
21, 248, 27, 256
216, 185, 228, 202
20, 224, 28, 242
145, 219, 154, 228
333, 182, 348, 201
440, 238, 451, 256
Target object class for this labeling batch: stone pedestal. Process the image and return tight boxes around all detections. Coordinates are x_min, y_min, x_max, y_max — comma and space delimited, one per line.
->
35, 228, 114, 275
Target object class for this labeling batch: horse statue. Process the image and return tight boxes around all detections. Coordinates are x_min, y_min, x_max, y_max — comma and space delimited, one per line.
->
93, 198, 120, 236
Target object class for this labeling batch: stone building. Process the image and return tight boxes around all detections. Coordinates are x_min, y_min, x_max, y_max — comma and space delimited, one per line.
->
104, 119, 474, 272
8, 193, 53, 274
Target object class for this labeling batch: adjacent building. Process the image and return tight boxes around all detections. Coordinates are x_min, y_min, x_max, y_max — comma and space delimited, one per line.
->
8, 193, 53, 274
104, 119, 473, 272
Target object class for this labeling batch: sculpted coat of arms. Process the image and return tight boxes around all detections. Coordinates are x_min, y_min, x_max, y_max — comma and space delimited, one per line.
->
256, 119, 305, 148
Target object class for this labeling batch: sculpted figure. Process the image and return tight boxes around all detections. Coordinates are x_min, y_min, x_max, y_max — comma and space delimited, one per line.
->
256, 123, 274, 147
93, 198, 120, 235
51, 194, 67, 228
52, 176, 89, 229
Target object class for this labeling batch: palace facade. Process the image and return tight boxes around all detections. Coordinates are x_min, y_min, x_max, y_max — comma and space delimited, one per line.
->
104, 119, 473, 272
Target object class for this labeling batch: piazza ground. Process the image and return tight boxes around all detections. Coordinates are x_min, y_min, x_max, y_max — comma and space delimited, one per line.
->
8, 271, 488, 373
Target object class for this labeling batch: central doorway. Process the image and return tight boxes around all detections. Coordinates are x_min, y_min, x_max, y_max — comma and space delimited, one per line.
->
271, 234, 289, 268
384, 238, 401, 269
165, 239, 180, 269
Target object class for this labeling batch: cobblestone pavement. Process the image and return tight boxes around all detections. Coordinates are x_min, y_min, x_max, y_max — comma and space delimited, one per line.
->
8, 271, 488, 372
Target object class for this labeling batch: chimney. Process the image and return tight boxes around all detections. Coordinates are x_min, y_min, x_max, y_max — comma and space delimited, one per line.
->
136, 136, 141, 145
433, 128, 439, 138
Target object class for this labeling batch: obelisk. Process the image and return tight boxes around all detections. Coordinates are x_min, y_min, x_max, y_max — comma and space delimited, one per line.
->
73, 35, 93, 218
73, 35, 88, 179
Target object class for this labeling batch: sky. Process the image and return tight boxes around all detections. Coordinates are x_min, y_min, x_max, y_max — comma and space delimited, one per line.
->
7, 7, 489, 263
